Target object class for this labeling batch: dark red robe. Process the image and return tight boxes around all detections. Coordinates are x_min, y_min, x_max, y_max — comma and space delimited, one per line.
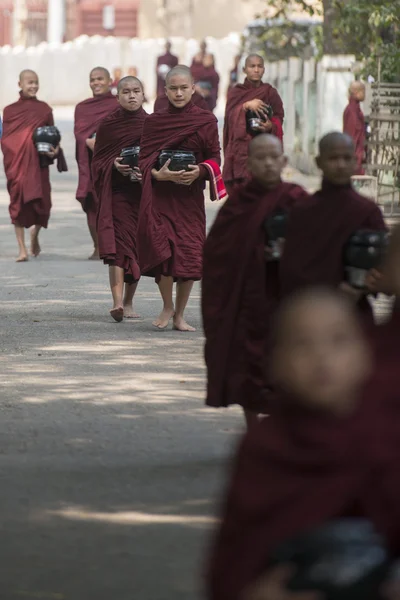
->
74, 92, 117, 229
223, 79, 284, 193
206, 391, 400, 600
202, 180, 309, 412
138, 101, 221, 279
154, 91, 210, 113
156, 51, 179, 97
280, 180, 387, 322
92, 106, 147, 283
1, 94, 67, 228
343, 97, 366, 175
190, 60, 220, 112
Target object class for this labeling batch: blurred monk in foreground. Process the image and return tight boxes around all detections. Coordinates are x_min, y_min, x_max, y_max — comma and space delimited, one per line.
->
203, 134, 309, 428
1, 69, 67, 261
74, 67, 116, 259
207, 287, 400, 600
343, 81, 366, 175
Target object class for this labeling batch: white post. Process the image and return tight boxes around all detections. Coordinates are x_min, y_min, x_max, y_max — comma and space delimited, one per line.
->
13, 0, 28, 46
47, 0, 65, 44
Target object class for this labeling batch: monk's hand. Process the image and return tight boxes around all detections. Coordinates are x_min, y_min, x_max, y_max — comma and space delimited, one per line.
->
243, 565, 323, 600
178, 164, 200, 186
45, 145, 59, 159
365, 268, 389, 294
338, 281, 364, 302
151, 159, 185, 183
86, 137, 96, 152
114, 157, 133, 177
132, 167, 142, 183
244, 98, 268, 118
258, 119, 273, 133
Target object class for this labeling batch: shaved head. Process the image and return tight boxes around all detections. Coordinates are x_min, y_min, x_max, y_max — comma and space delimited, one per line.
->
90, 66, 111, 79
117, 76, 143, 93
19, 69, 38, 82
319, 132, 354, 156
248, 133, 283, 157
165, 65, 193, 85
245, 54, 264, 67
349, 81, 365, 94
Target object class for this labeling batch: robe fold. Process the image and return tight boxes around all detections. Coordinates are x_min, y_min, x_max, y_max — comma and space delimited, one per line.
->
223, 79, 284, 191
156, 51, 179, 97
1, 94, 68, 228
92, 106, 147, 283
343, 97, 366, 175
74, 92, 117, 227
190, 61, 220, 112
202, 180, 309, 412
154, 91, 210, 113
207, 392, 400, 600
280, 180, 387, 322
138, 101, 221, 279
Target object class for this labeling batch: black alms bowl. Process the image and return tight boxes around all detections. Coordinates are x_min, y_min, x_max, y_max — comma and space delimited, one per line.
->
264, 210, 288, 260
120, 146, 140, 169
246, 105, 273, 134
344, 229, 389, 289
157, 149, 196, 172
271, 519, 390, 600
33, 126, 61, 153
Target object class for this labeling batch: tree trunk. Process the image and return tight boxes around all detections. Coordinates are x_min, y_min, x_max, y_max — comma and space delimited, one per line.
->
322, 0, 346, 54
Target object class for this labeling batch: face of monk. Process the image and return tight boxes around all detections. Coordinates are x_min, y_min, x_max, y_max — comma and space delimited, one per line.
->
165, 74, 194, 108
316, 138, 357, 185
19, 71, 39, 98
244, 56, 265, 83
248, 136, 287, 187
272, 293, 371, 415
90, 69, 112, 97
117, 79, 144, 112
350, 82, 366, 102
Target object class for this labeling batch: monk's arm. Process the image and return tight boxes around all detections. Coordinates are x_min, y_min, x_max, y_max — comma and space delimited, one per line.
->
343, 106, 358, 139
198, 121, 221, 180
269, 88, 285, 138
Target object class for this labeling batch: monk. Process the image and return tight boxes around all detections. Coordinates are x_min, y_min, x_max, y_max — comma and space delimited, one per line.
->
223, 54, 285, 195
191, 54, 220, 112
92, 76, 147, 322
1, 69, 67, 262
156, 40, 178, 98
343, 81, 366, 175
280, 132, 387, 324
203, 134, 309, 428
206, 287, 400, 600
138, 65, 221, 332
154, 88, 209, 112
74, 67, 116, 259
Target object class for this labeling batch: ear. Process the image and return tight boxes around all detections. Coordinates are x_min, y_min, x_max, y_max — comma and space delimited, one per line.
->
191, 84, 195, 95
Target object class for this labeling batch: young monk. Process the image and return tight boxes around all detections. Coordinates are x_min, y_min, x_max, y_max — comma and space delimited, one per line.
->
138, 65, 221, 332
206, 287, 400, 600
223, 54, 284, 195
343, 81, 366, 175
1, 69, 68, 262
202, 134, 309, 428
92, 76, 147, 322
154, 88, 210, 112
74, 67, 116, 259
280, 132, 387, 324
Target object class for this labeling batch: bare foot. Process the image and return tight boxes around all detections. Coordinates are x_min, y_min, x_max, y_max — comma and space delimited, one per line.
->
16, 252, 28, 263
110, 306, 124, 322
123, 306, 141, 319
88, 249, 100, 260
30, 232, 41, 257
173, 316, 196, 332
152, 308, 174, 330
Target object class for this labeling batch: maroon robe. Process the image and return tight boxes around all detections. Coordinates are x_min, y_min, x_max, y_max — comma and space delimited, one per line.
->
156, 51, 179, 97
1, 94, 67, 228
207, 391, 400, 600
223, 79, 284, 192
74, 92, 117, 229
92, 106, 147, 283
202, 180, 309, 411
190, 60, 220, 112
154, 91, 210, 113
138, 101, 221, 279
343, 98, 366, 175
280, 180, 387, 322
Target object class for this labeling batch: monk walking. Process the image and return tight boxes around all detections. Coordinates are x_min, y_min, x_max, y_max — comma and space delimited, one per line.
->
343, 81, 366, 175
92, 76, 147, 322
138, 65, 221, 332
223, 54, 284, 195
202, 134, 309, 428
74, 67, 116, 259
156, 41, 178, 99
280, 132, 386, 324
1, 69, 67, 262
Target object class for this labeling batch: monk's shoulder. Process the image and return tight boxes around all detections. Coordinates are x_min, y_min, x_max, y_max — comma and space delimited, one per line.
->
191, 105, 218, 125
